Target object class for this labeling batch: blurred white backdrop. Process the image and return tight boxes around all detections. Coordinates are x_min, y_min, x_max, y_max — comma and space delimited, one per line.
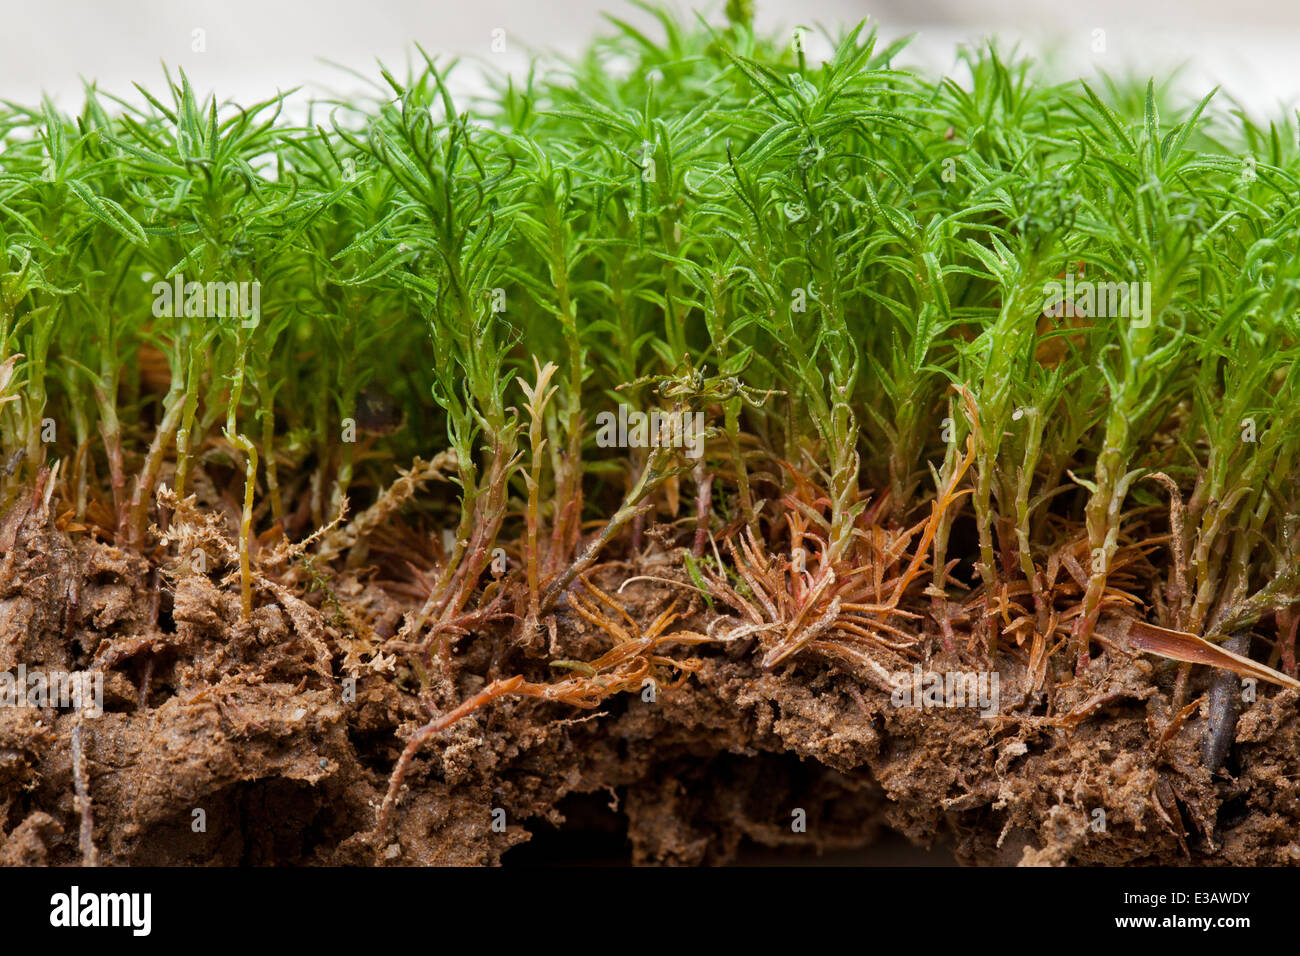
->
2, 0, 1298, 117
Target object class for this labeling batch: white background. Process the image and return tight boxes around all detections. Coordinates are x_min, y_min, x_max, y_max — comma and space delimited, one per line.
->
2, 0, 1298, 118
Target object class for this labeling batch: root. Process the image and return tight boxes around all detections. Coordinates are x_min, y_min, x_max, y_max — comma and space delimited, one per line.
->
375, 676, 525, 835
375, 581, 715, 839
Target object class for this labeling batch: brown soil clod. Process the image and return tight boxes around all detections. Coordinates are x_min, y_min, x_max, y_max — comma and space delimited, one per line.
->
3, 487, 1300, 866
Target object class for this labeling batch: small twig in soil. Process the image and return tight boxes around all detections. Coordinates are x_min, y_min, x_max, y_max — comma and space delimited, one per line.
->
1202, 631, 1251, 773
70, 718, 99, 867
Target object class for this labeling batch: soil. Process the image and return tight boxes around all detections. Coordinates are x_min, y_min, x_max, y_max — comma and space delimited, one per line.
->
2, 482, 1299, 867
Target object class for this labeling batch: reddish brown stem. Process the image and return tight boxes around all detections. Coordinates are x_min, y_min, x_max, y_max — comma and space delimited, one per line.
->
376, 675, 524, 834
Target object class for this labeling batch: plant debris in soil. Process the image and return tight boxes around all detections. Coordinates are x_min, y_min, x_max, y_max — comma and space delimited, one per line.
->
3, 4, 1300, 866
